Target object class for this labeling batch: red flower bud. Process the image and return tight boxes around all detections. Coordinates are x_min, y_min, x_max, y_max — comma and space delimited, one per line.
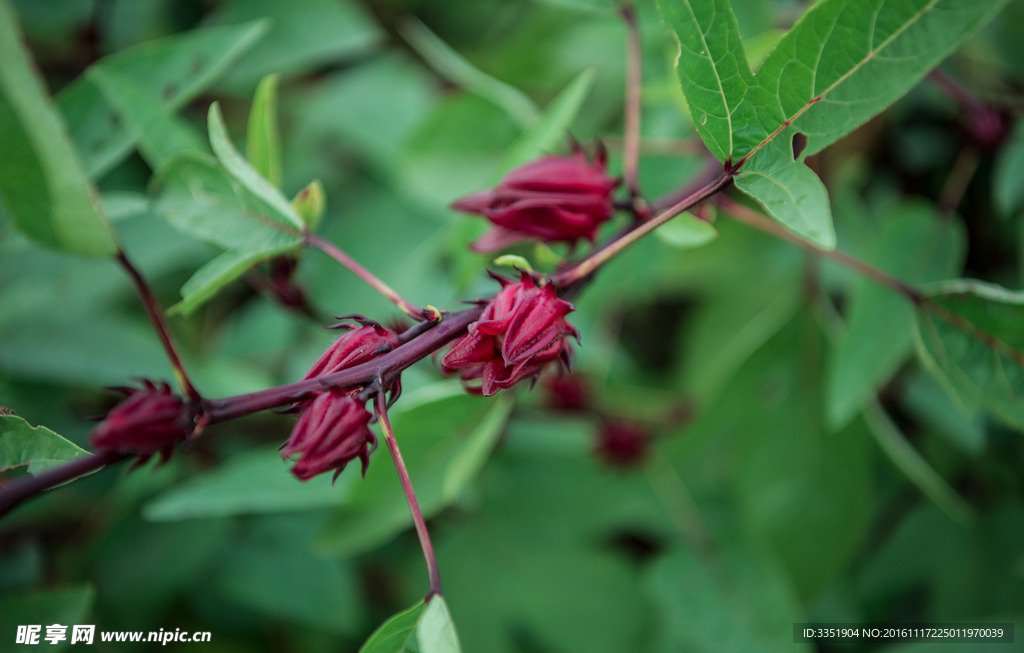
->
441, 273, 578, 396
303, 318, 399, 380
543, 374, 591, 412
595, 420, 649, 468
283, 316, 399, 481
90, 381, 193, 460
452, 148, 619, 252
282, 390, 375, 481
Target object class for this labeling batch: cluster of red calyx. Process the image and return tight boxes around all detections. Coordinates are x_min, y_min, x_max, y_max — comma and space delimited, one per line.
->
90, 380, 194, 463
441, 272, 578, 396
283, 318, 400, 481
451, 146, 619, 252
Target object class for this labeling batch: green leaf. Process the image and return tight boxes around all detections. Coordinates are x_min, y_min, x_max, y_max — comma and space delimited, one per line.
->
215, 514, 364, 635
645, 547, 809, 653
143, 446, 355, 521
654, 212, 718, 250
733, 141, 836, 248
727, 311, 873, 599
657, 0, 753, 163
733, 0, 1010, 165
913, 280, 1024, 432
87, 66, 207, 171
58, 20, 268, 179
153, 152, 303, 315
827, 200, 965, 429
314, 388, 512, 556
208, 102, 304, 230
206, 0, 381, 89
0, 585, 95, 652
247, 74, 282, 187
994, 119, 1024, 219
361, 597, 462, 653
863, 402, 975, 526
172, 243, 299, 316
431, 447, 652, 653
0, 1, 117, 257
361, 602, 425, 653
417, 597, 462, 653
501, 68, 596, 170
0, 414, 89, 475
399, 17, 539, 127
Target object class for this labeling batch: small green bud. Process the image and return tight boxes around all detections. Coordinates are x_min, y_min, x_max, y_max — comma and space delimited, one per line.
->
292, 179, 326, 230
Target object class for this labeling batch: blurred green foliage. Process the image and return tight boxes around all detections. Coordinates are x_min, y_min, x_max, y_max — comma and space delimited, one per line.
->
2, 0, 1024, 651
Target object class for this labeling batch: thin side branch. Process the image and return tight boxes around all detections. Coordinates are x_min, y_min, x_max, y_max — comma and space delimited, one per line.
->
620, 1, 643, 200
116, 251, 201, 403
202, 306, 483, 423
553, 168, 733, 287
305, 232, 435, 322
375, 392, 443, 599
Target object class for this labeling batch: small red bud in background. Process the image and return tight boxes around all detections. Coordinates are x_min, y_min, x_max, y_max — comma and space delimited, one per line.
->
543, 374, 591, 413
90, 381, 193, 461
452, 148, 619, 252
595, 420, 650, 468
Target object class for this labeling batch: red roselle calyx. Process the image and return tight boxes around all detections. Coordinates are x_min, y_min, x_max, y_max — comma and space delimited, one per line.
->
284, 317, 400, 481
90, 381, 194, 461
451, 147, 619, 252
302, 317, 400, 380
283, 389, 376, 481
441, 272, 579, 396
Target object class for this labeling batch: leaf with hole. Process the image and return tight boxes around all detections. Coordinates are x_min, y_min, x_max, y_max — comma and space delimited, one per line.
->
733, 0, 1010, 167
733, 139, 835, 249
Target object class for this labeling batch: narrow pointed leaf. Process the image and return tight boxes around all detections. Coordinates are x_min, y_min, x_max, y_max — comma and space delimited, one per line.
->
863, 403, 975, 525
154, 152, 302, 314
502, 68, 596, 170
0, 415, 89, 475
657, 0, 753, 163
399, 17, 539, 126
0, 0, 117, 257
247, 74, 282, 187
208, 102, 304, 230
171, 243, 298, 316
87, 67, 207, 171
913, 280, 1024, 432
58, 20, 268, 178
